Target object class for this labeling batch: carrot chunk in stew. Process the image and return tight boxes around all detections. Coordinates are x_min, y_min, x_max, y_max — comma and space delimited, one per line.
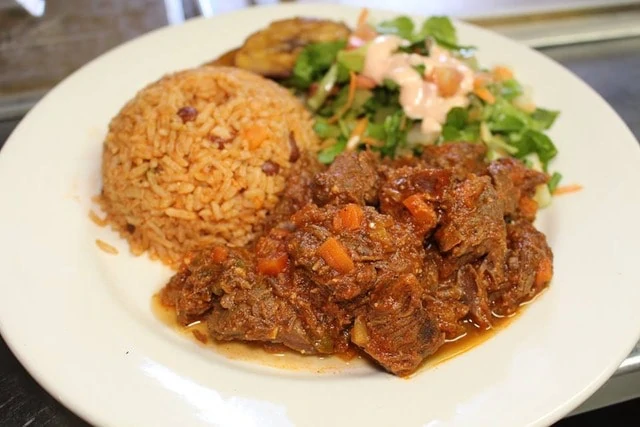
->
317, 237, 354, 274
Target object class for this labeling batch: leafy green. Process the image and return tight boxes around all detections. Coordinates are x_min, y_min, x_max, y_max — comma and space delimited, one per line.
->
548, 171, 562, 193
318, 136, 347, 164
531, 108, 560, 130
338, 119, 351, 138
509, 129, 558, 166
290, 40, 346, 88
486, 99, 531, 132
378, 110, 408, 157
376, 16, 416, 40
498, 79, 523, 100
442, 124, 480, 142
445, 107, 468, 129
337, 45, 367, 73
364, 86, 402, 114
421, 16, 457, 45
366, 122, 386, 140
307, 64, 338, 111
382, 79, 400, 90
412, 63, 426, 75
336, 63, 350, 84
441, 107, 479, 142
313, 118, 341, 139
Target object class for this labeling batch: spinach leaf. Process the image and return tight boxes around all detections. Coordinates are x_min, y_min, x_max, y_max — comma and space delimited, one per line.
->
486, 98, 530, 132
442, 123, 480, 142
441, 107, 480, 142
444, 107, 468, 129
509, 129, 558, 166
530, 108, 560, 130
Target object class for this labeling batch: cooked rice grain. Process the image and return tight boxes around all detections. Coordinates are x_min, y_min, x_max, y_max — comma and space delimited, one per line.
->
100, 66, 319, 267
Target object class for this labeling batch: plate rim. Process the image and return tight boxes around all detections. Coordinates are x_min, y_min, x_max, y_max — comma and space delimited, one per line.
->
1, 3, 639, 427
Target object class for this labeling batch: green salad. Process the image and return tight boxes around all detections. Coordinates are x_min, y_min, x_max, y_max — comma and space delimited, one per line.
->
283, 15, 563, 202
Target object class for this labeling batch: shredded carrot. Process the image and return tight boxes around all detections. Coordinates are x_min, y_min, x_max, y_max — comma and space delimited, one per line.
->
333, 204, 364, 231
349, 9, 377, 48
346, 117, 369, 150
474, 86, 496, 104
492, 66, 513, 82
354, 74, 377, 89
211, 246, 228, 263
328, 71, 357, 124
257, 254, 289, 276
317, 237, 354, 274
357, 8, 369, 28
553, 184, 583, 195
351, 117, 369, 139
361, 136, 383, 147
473, 74, 492, 89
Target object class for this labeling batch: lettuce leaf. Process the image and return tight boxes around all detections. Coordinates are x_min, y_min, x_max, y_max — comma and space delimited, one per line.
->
375, 16, 416, 40
290, 40, 346, 88
420, 16, 457, 46
318, 136, 347, 164
530, 108, 560, 130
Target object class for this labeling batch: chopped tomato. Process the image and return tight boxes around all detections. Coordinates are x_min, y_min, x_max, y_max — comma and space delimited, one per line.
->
317, 237, 354, 274
333, 204, 364, 231
256, 254, 288, 276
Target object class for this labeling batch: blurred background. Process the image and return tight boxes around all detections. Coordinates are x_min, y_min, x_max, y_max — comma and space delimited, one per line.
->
1, 0, 639, 425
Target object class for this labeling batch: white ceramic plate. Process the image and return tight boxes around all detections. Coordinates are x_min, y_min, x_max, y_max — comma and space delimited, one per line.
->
1, 4, 639, 427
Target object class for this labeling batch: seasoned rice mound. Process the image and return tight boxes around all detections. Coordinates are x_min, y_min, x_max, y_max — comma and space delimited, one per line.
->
100, 66, 319, 267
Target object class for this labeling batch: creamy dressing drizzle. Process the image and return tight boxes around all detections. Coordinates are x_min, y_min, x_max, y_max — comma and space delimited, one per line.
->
362, 35, 475, 134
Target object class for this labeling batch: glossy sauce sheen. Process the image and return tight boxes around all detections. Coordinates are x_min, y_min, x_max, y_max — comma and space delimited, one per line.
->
362, 35, 474, 134
152, 293, 518, 375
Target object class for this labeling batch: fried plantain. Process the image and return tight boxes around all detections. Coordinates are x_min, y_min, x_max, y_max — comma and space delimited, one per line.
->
231, 17, 350, 78
207, 48, 239, 67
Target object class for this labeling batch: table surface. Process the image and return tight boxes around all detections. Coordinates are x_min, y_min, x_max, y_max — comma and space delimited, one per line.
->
1, 2, 639, 426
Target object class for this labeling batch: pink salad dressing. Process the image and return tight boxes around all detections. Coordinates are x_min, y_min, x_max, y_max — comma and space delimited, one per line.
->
362, 35, 475, 134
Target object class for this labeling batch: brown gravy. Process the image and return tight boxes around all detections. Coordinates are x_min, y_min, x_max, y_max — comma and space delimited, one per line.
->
152, 293, 521, 375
